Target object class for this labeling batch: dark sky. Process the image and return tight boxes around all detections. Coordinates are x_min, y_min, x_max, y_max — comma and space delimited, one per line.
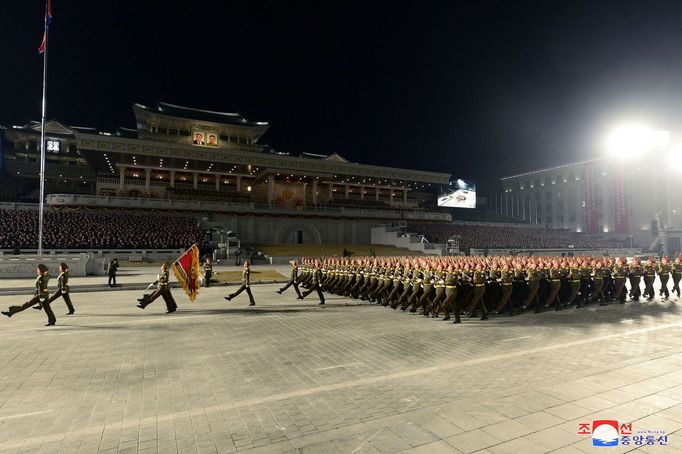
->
3, 1, 682, 190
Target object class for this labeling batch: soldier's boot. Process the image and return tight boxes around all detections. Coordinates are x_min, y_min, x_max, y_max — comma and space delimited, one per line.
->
137, 295, 150, 309
452, 303, 462, 324
2, 305, 24, 317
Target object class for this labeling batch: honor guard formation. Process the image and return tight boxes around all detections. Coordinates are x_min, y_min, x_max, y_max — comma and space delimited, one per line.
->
3, 255, 681, 327
286, 255, 682, 324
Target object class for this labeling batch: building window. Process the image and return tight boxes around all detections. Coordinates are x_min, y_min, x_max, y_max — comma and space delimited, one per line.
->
569, 172, 575, 181
168, 128, 178, 135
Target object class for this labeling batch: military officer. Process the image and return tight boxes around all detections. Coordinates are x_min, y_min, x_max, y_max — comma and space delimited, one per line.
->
225, 260, 256, 306
47, 262, 75, 315
2, 264, 56, 326
300, 261, 325, 304
277, 260, 302, 298
137, 262, 178, 313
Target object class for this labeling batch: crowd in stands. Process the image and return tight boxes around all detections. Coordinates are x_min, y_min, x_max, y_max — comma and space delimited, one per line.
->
405, 222, 627, 250
0, 208, 205, 250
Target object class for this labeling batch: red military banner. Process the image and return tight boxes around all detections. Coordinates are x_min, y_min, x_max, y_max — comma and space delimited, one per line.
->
172, 243, 201, 301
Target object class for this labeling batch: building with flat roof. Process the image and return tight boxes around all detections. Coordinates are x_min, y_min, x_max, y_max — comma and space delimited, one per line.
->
500, 157, 682, 255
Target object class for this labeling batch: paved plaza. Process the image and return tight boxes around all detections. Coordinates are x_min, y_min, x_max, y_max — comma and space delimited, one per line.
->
1, 275, 682, 453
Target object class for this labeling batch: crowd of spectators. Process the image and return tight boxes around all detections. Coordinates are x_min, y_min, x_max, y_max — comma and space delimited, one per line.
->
405, 222, 627, 250
0, 208, 205, 250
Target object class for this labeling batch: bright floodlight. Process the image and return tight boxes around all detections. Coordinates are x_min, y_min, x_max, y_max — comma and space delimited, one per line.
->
606, 124, 654, 158
666, 146, 682, 172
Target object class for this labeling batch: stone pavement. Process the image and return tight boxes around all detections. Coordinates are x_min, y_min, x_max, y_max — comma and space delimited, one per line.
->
0, 283, 681, 453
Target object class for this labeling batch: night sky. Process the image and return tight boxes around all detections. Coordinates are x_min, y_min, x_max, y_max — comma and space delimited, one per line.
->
3, 1, 682, 190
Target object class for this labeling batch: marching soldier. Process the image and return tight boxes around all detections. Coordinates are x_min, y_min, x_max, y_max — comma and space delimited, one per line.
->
441, 265, 460, 322
2, 264, 56, 326
629, 257, 643, 302
203, 256, 213, 287
524, 262, 541, 312
277, 260, 302, 298
658, 257, 671, 299
137, 262, 177, 313
225, 260, 256, 306
300, 261, 325, 305
643, 258, 656, 301
494, 262, 514, 316
544, 259, 562, 310
612, 258, 628, 304
672, 257, 682, 298
47, 262, 75, 315
593, 260, 607, 306
467, 263, 488, 320
567, 260, 582, 306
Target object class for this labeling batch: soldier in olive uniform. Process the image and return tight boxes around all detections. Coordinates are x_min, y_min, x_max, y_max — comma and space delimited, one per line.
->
524, 263, 541, 312
300, 261, 325, 304
494, 262, 515, 316
544, 260, 562, 310
2, 264, 56, 326
629, 258, 642, 302
612, 258, 628, 304
277, 260, 302, 298
441, 266, 460, 322
642, 258, 657, 301
567, 261, 582, 306
107, 258, 119, 287
593, 261, 607, 306
137, 262, 178, 313
658, 257, 671, 299
467, 264, 489, 320
47, 262, 75, 315
203, 256, 213, 287
225, 260, 256, 306
428, 265, 448, 317
672, 257, 682, 298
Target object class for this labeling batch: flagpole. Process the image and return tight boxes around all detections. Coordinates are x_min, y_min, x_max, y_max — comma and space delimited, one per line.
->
38, 0, 49, 256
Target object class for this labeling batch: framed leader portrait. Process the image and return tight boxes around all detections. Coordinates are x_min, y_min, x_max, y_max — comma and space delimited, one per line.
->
205, 133, 219, 147
192, 130, 206, 146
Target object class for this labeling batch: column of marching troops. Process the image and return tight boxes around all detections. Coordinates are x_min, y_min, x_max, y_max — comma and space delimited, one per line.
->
283, 255, 682, 323
4, 255, 682, 327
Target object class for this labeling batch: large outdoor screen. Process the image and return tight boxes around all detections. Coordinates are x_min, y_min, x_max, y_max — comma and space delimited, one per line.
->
437, 179, 476, 208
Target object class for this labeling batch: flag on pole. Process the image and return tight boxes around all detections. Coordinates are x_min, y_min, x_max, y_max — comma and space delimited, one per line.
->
172, 243, 201, 301
38, 0, 54, 54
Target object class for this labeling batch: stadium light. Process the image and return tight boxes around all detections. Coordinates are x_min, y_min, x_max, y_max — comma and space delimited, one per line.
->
666, 145, 682, 172
605, 123, 658, 158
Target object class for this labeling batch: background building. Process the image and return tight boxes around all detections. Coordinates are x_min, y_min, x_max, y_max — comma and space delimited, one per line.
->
500, 156, 682, 255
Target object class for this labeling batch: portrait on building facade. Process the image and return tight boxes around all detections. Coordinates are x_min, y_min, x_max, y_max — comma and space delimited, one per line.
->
206, 133, 219, 147
192, 131, 205, 145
